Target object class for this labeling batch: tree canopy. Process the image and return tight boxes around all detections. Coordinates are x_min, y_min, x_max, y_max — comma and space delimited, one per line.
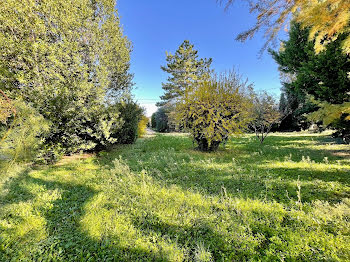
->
0, 0, 137, 160
270, 22, 350, 105
220, 0, 350, 54
158, 40, 212, 107
271, 21, 350, 138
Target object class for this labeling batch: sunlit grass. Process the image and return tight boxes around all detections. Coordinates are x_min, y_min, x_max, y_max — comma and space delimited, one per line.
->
0, 132, 349, 261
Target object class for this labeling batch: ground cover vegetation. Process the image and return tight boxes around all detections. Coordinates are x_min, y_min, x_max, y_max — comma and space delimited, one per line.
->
1, 0, 349, 261
1, 133, 349, 261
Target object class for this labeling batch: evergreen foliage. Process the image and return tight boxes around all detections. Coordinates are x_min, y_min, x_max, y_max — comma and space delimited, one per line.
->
113, 100, 144, 144
0, 0, 134, 156
152, 108, 169, 133
271, 22, 350, 134
158, 40, 212, 107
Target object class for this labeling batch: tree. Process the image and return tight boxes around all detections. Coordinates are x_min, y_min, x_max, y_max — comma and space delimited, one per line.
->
176, 71, 254, 151
158, 40, 212, 107
220, 0, 350, 54
138, 115, 149, 138
250, 92, 281, 144
270, 22, 350, 136
153, 108, 169, 133
278, 87, 316, 131
151, 113, 157, 129
0, 0, 133, 155
271, 22, 350, 105
112, 99, 144, 144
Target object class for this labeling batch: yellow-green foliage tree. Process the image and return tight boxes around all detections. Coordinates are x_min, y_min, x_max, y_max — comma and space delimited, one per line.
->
221, 0, 350, 54
309, 101, 350, 143
137, 115, 149, 138
176, 71, 254, 151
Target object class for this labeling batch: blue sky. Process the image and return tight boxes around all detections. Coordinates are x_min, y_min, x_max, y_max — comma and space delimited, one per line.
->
118, 0, 284, 116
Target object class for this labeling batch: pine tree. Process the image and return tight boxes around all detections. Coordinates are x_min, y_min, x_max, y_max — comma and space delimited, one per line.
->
157, 40, 212, 107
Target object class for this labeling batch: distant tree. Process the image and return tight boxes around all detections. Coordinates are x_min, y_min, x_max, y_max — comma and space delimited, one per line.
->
277, 87, 315, 131
250, 92, 281, 144
220, 0, 350, 54
176, 71, 254, 151
138, 115, 149, 138
158, 40, 212, 107
151, 113, 157, 129
278, 93, 287, 116
154, 108, 169, 133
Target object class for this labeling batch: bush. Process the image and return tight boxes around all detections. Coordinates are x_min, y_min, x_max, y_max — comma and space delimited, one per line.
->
0, 100, 50, 162
138, 115, 149, 138
112, 100, 144, 144
176, 71, 254, 151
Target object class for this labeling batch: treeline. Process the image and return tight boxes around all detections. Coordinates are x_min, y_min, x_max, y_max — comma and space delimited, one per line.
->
154, 31, 349, 148
0, 0, 146, 163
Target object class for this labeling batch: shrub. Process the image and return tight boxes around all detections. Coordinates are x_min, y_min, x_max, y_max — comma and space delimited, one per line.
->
138, 115, 149, 138
113, 100, 144, 144
176, 71, 254, 151
0, 100, 50, 162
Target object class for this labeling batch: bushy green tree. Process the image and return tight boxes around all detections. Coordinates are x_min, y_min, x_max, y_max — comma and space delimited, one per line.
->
112, 100, 144, 144
271, 22, 350, 135
176, 71, 254, 151
158, 40, 212, 107
0, 0, 133, 155
152, 108, 169, 133
271, 22, 349, 105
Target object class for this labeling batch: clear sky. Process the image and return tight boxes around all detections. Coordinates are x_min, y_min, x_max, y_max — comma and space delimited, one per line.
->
118, 0, 283, 116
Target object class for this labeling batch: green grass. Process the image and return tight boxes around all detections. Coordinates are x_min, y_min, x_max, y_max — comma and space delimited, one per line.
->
1, 132, 349, 261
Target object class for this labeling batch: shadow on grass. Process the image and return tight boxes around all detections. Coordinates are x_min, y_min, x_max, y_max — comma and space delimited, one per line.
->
97, 134, 350, 205
0, 168, 169, 261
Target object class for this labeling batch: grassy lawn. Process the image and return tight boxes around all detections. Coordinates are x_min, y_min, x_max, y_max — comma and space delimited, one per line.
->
1, 132, 349, 261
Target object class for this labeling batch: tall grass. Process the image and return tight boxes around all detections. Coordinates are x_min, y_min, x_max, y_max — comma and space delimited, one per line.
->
1, 132, 349, 261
